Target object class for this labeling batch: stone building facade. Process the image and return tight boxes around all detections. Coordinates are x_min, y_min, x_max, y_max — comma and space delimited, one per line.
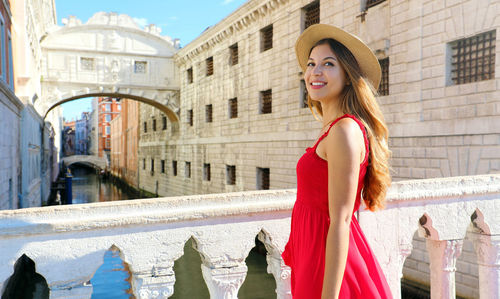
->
137, 0, 499, 297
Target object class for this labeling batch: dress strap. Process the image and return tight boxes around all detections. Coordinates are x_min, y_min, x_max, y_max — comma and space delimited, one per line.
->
312, 114, 350, 149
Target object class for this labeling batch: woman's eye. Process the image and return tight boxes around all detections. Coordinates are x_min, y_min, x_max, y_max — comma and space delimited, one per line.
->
325, 62, 334, 66
307, 62, 315, 67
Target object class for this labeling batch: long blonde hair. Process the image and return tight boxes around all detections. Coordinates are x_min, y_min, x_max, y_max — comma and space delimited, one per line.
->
307, 39, 391, 211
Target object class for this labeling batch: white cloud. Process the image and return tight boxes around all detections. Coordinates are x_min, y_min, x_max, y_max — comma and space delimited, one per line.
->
133, 17, 148, 27
221, 0, 235, 5
169, 16, 178, 21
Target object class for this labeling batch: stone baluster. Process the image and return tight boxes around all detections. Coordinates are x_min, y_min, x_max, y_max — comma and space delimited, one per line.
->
49, 282, 93, 299
201, 263, 247, 299
266, 255, 292, 299
426, 239, 463, 299
131, 267, 175, 299
469, 232, 500, 299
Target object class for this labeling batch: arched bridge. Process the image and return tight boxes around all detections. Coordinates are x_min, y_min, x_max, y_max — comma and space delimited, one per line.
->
62, 155, 108, 170
38, 12, 181, 122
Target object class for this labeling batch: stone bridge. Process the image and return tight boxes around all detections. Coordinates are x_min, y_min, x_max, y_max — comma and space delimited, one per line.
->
38, 12, 180, 123
61, 155, 108, 170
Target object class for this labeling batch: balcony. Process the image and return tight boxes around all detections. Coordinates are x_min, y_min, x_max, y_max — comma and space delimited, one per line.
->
0, 174, 499, 298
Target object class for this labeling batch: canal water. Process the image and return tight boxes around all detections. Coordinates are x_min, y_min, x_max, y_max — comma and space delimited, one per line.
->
70, 166, 277, 299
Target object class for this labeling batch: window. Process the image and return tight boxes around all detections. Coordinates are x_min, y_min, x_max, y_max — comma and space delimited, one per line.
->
134, 61, 147, 73
161, 160, 165, 173
0, 18, 5, 80
162, 116, 167, 130
143, 158, 146, 170
229, 98, 238, 118
226, 165, 236, 185
303, 1, 320, 31
153, 119, 157, 131
185, 161, 191, 178
300, 80, 308, 108
187, 67, 193, 84
257, 168, 270, 190
105, 114, 112, 122
230, 43, 238, 65
105, 104, 111, 111
261, 25, 273, 52
151, 159, 155, 173
172, 160, 178, 176
366, 0, 386, 9
205, 104, 213, 123
449, 30, 496, 85
143, 121, 147, 133
80, 57, 95, 71
260, 89, 272, 114
117, 104, 121, 111
378, 58, 389, 96
203, 163, 211, 181
105, 139, 110, 148
7, 33, 13, 89
188, 109, 193, 126
105, 126, 111, 135
206, 56, 214, 76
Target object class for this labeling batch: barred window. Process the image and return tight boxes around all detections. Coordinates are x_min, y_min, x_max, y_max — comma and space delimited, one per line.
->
151, 159, 155, 173
226, 165, 236, 185
261, 25, 273, 52
187, 67, 193, 84
230, 43, 239, 65
206, 57, 214, 76
257, 167, 270, 190
260, 89, 272, 114
143, 121, 147, 133
300, 80, 308, 108
188, 109, 193, 126
143, 158, 146, 170
162, 116, 167, 130
80, 57, 95, 71
203, 163, 211, 181
303, 1, 320, 31
134, 61, 147, 73
366, 0, 386, 9
172, 160, 178, 176
185, 161, 191, 178
161, 160, 165, 173
229, 98, 238, 119
378, 58, 389, 96
206, 104, 213, 123
450, 30, 496, 85
153, 119, 157, 131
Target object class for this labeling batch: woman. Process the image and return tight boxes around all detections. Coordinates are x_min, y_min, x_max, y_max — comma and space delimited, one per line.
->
282, 24, 393, 299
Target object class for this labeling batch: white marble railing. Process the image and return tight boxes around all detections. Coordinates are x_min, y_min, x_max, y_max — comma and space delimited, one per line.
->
0, 174, 499, 299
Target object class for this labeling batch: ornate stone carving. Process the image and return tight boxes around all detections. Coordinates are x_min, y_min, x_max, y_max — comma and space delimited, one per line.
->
426, 239, 463, 299
469, 232, 500, 298
132, 268, 175, 299
201, 264, 247, 299
266, 255, 292, 299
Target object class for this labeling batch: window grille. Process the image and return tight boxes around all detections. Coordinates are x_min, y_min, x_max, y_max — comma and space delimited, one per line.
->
226, 165, 236, 185
161, 160, 165, 173
303, 1, 320, 30
450, 30, 496, 85
188, 109, 193, 126
261, 25, 273, 52
134, 61, 147, 73
143, 159, 146, 170
260, 89, 272, 114
206, 104, 213, 123
143, 121, 147, 133
230, 43, 239, 65
172, 160, 178, 176
80, 57, 94, 71
206, 57, 214, 76
366, 0, 386, 9
187, 67, 193, 84
378, 58, 389, 96
162, 116, 167, 130
185, 162, 191, 178
151, 159, 155, 173
153, 119, 157, 131
203, 163, 211, 181
229, 98, 238, 119
257, 168, 270, 190
300, 80, 308, 108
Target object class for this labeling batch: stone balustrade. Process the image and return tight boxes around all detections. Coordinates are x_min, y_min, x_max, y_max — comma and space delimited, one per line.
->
0, 174, 499, 299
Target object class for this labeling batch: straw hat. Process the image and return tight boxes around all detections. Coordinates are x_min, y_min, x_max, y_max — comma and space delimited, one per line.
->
295, 24, 381, 89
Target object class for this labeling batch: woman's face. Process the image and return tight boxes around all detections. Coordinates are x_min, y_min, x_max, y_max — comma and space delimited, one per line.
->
304, 44, 347, 103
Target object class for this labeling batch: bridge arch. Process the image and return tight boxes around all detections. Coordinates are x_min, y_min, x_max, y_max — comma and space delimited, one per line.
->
39, 12, 180, 121
62, 155, 108, 170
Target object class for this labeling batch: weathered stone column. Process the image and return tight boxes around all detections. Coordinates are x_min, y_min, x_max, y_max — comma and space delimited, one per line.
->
266, 255, 291, 299
426, 239, 463, 299
131, 267, 175, 299
201, 263, 247, 299
469, 233, 500, 299
49, 282, 93, 299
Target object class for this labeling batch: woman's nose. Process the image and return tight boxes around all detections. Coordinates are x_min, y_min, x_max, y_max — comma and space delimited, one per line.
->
311, 64, 322, 74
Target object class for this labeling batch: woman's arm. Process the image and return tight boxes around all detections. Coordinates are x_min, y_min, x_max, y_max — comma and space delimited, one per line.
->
320, 118, 364, 299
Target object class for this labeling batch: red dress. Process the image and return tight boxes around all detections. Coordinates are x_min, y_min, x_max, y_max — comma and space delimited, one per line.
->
282, 114, 392, 299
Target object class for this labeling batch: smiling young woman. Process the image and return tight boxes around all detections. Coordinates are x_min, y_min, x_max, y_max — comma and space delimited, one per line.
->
282, 24, 392, 299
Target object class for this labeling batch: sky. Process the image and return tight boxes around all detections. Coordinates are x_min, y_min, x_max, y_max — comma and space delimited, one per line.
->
57, 0, 248, 121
